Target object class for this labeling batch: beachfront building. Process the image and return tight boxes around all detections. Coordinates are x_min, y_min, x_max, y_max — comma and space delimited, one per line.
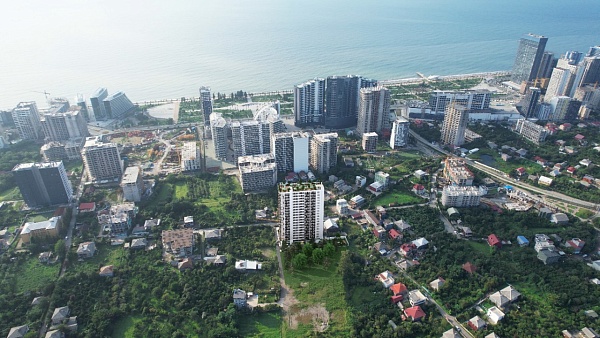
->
356, 86, 391, 136
310, 133, 338, 174
180, 142, 201, 171
210, 113, 228, 160
294, 78, 325, 126
103, 91, 134, 119
82, 136, 124, 182
12, 162, 73, 207
511, 33, 548, 85
12, 102, 42, 140
271, 131, 309, 173
389, 117, 409, 149
238, 154, 277, 193
440, 104, 470, 147
199, 86, 213, 126
324, 75, 376, 129
428, 90, 491, 114
278, 182, 325, 244
120, 166, 144, 202
90, 88, 108, 120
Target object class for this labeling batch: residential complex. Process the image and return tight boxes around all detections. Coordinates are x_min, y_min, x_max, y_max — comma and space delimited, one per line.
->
441, 185, 487, 207
238, 154, 277, 193
310, 133, 338, 174
511, 33, 548, 85
428, 90, 491, 114
180, 142, 201, 171
521, 87, 541, 118
323, 75, 376, 129
200, 86, 213, 126
294, 78, 325, 126
278, 182, 325, 244
121, 166, 144, 202
12, 101, 42, 140
515, 119, 549, 144
443, 158, 474, 186
209, 113, 228, 160
271, 131, 309, 172
12, 162, 73, 207
440, 104, 470, 147
231, 120, 270, 160
82, 136, 124, 182
162, 228, 194, 257
362, 132, 378, 153
389, 117, 409, 149
40, 110, 89, 141
356, 86, 391, 136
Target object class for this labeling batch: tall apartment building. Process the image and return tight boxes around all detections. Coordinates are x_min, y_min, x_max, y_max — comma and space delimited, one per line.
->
40, 110, 89, 141
536, 103, 553, 120
310, 133, 338, 174
82, 136, 124, 182
278, 182, 324, 244
440, 104, 470, 147
537, 51, 556, 80
443, 158, 474, 186
362, 132, 378, 153
294, 78, 325, 126
390, 117, 409, 149
121, 166, 144, 202
521, 87, 541, 118
210, 113, 228, 160
548, 96, 571, 121
12, 162, 73, 207
324, 75, 376, 129
577, 56, 600, 87
511, 33, 548, 85
356, 86, 390, 136
271, 132, 309, 173
428, 90, 491, 113
12, 102, 42, 140
231, 120, 270, 161
254, 104, 285, 135
103, 91, 134, 119
441, 185, 487, 207
90, 88, 108, 120
41, 139, 84, 161
180, 142, 201, 171
76, 94, 91, 122
545, 65, 577, 101
238, 154, 277, 193
515, 119, 549, 144
200, 87, 213, 126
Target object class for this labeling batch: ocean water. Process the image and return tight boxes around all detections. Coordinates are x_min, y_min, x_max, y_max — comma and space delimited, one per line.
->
1, 0, 600, 109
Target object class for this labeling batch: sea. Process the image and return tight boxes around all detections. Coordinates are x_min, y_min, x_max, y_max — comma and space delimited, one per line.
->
1, 0, 600, 109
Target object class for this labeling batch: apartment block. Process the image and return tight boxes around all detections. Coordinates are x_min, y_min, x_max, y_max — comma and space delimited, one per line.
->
441, 186, 487, 207
294, 78, 325, 126
310, 133, 338, 174
121, 166, 144, 202
440, 104, 470, 146
428, 90, 491, 113
98, 202, 137, 234
231, 120, 270, 160
12, 102, 42, 140
162, 228, 194, 257
515, 119, 549, 144
103, 91, 135, 119
82, 136, 124, 182
90, 88, 108, 120
180, 142, 201, 171
356, 86, 391, 136
362, 132, 378, 153
40, 110, 89, 141
390, 116, 409, 149
443, 158, 474, 186
199, 86, 213, 126
278, 182, 325, 244
210, 113, 228, 160
12, 162, 73, 207
238, 154, 277, 193
271, 131, 309, 172
41, 138, 84, 161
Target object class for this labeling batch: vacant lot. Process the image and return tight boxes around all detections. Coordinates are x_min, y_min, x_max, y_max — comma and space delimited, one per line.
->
238, 311, 282, 338
15, 255, 60, 293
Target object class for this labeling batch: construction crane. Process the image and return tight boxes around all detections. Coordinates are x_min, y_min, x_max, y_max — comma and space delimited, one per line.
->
32, 90, 51, 100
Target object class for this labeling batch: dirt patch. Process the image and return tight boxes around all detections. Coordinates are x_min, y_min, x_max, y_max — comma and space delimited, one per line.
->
287, 304, 330, 332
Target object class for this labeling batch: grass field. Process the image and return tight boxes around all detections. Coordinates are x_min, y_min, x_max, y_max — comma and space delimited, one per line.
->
0, 187, 21, 201
15, 255, 60, 293
112, 315, 143, 338
70, 244, 128, 274
374, 191, 422, 206
238, 311, 282, 337
284, 249, 351, 337
174, 182, 189, 200
467, 241, 493, 256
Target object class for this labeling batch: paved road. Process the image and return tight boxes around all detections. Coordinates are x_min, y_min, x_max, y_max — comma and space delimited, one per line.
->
409, 130, 600, 211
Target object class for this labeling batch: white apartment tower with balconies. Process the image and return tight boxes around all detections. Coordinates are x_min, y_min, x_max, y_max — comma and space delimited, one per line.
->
310, 133, 338, 174
82, 136, 124, 182
278, 182, 325, 244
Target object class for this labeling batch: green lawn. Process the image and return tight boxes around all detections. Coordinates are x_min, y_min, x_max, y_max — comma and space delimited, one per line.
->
15, 255, 60, 293
467, 241, 493, 256
238, 311, 282, 338
374, 191, 422, 206
69, 244, 128, 275
112, 315, 143, 338
0, 187, 21, 201
174, 182, 189, 200
284, 250, 351, 337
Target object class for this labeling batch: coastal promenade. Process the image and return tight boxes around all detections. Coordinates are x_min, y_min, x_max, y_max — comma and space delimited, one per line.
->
132, 71, 509, 107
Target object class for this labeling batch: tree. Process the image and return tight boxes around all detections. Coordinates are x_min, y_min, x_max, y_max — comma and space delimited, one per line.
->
312, 248, 324, 264
323, 242, 335, 257
54, 239, 66, 259
302, 243, 313, 258
292, 253, 308, 269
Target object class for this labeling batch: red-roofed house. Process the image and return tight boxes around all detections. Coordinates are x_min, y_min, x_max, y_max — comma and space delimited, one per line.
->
534, 157, 548, 166
412, 184, 425, 194
389, 229, 402, 242
566, 238, 585, 254
391, 295, 403, 304
400, 243, 417, 257
79, 202, 96, 213
488, 234, 502, 248
515, 167, 526, 176
462, 262, 477, 274
559, 123, 572, 131
567, 166, 576, 175
391, 282, 408, 296
404, 306, 426, 322
574, 134, 585, 141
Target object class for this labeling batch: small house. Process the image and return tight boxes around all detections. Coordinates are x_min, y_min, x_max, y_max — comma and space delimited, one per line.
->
99, 265, 114, 277
76, 242, 96, 259
390, 282, 408, 296
429, 277, 445, 291
538, 249, 560, 265
462, 262, 477, 274
486, 306, 505, 324
517, 236, 529, 247
515, 167, 526, 176
488, 234, 501, 248
468, 315, 486, 331
412, 237, 429, 250
550, 213, 569, 225
233, 289, 247, 308
489, 291, 509, 308
408, 290, 427, 306
566, 238, 585, 254
404, 306, 426, 322
388, 229, 402, 242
